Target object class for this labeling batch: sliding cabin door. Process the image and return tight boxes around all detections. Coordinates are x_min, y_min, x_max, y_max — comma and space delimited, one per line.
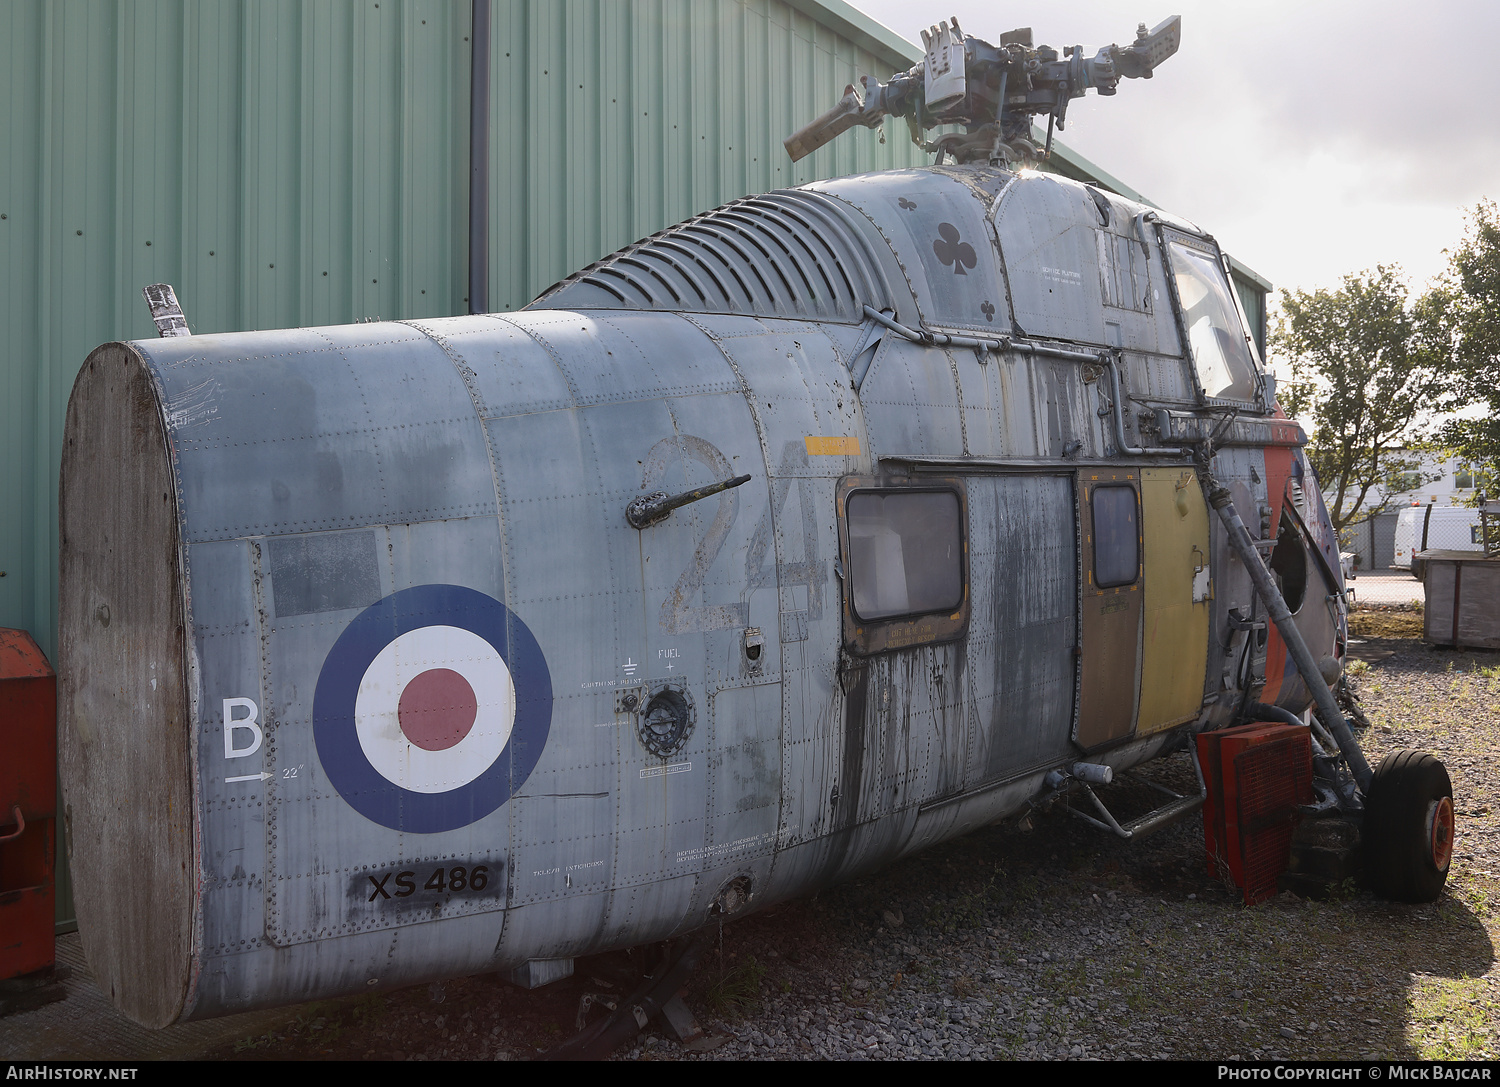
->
1075, 471, 1142, 749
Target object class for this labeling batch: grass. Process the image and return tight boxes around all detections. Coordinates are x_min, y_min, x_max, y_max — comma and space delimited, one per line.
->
1323, 877, 1361, 904
950, 876, 1001, 932
702, 955, 766, 1018
1348, 610, 1424, 639
230, 993, 386, 1054
1407, 975, 1497, 1060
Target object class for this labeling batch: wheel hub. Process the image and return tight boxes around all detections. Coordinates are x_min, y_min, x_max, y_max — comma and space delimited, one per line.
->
1426, 796, 1455, 871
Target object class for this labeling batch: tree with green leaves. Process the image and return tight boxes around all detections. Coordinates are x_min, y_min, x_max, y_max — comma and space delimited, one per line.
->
1433, 200, 1500, 500
1272, 265, 1455, 533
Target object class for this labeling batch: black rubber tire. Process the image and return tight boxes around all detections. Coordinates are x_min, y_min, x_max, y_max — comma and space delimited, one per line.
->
1363, 750, 1454, 902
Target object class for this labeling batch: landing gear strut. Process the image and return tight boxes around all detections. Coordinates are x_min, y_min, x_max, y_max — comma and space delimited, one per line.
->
1207, 476, 1454, 903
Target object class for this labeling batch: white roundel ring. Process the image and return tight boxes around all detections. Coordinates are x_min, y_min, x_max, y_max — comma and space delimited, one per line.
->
313, 584, 552, 833
352, 625, 516, 794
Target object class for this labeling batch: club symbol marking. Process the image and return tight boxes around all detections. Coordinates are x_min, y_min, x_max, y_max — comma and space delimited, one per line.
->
933, 223, 976, 276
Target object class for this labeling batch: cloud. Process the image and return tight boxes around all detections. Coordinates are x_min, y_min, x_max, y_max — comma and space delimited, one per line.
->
847, 0, 1497, 291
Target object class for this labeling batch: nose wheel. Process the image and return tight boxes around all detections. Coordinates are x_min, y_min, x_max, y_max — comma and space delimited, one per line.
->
1362, 750, 1455, 902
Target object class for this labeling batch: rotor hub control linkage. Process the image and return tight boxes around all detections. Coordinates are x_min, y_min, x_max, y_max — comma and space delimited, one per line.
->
785, 15, 1181, 166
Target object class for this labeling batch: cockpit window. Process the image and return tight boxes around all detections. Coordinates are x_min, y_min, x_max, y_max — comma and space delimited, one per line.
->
1168, 241, 1257, 402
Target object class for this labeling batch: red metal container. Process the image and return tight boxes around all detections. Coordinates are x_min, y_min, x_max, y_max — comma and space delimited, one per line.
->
1, 628, 58, 980
1198, 721, 1314, 905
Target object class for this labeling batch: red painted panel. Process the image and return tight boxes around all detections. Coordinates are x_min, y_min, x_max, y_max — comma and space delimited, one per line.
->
1262, 444, 1296, 704
0, 628, 58, 979
1198, 722, 1313, 905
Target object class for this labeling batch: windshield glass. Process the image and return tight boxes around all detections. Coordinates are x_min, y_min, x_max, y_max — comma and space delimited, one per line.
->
1168, 241, 1257, 401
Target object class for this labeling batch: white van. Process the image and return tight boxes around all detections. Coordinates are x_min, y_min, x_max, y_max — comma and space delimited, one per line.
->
1393, 504, 1484, 575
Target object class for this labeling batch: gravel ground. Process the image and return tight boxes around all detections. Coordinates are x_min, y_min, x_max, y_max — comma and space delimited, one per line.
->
213, 615, 1499, 1062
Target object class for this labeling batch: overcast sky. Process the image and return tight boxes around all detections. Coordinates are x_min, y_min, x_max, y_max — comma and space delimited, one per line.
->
848, 0, 1499, 318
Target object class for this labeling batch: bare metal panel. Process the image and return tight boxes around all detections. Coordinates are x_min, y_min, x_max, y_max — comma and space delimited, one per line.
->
505, 310, 744, 405
617, 399, 767, 893
858, 338, 965, 460
993, 173, 1182, 358
1039, 360, 1089, 459
813, 170, 1010, 335
266, 531, 382, 619
965, 474, 1078, 778
707, 681, 782, 867
948, 346, 1002, 459
155, 324, 497, 544
994, 175, 1104, 345
690, 318, 859, 864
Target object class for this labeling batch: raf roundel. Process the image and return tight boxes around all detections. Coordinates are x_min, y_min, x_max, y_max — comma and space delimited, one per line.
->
313, 584, 551, 833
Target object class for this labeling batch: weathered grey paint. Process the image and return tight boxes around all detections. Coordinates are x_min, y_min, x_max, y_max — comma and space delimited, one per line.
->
0, 0, 937, 672
60, 163, 1321, 1025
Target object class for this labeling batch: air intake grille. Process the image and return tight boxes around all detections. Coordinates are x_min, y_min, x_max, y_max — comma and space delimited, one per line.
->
533, 190, 891, 322
1233, 734, 1314, 905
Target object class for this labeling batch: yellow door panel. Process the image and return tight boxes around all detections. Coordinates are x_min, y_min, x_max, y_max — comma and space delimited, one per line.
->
1137, 468, 1210, 734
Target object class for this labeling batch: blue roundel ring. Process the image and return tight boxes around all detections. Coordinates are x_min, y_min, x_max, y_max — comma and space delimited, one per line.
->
313, 584, 552, 833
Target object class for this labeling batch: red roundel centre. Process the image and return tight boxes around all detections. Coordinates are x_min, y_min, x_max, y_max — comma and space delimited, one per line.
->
397, 668, 478, 751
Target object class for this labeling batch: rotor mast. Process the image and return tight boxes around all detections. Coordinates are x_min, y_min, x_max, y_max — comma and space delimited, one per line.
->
785, 15, 1181, 167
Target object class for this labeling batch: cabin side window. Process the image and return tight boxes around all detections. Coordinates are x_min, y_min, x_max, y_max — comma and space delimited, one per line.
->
839, 478, 970, 656
1092, 484, 1140, 588
1167, 240, 1258, 403
847, 490, 963, 621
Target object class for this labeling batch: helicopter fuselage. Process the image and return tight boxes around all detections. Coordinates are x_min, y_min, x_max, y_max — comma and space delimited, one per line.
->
58, 163, 1343, 1026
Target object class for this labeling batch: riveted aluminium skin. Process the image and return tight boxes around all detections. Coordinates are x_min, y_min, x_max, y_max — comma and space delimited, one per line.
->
59, 164, 1358, 1026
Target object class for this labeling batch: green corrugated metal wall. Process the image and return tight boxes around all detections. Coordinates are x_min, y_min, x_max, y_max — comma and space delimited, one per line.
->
2, 1, 1271, 932
0, 0, 930, 669
489, 0, 925, 310
2, 0, 930, 931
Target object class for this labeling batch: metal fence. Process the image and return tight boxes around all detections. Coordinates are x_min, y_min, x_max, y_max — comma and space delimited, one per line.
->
1346, 511, 1399, 572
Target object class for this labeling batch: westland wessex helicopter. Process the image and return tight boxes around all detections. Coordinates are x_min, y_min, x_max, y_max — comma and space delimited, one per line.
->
59, 13, 1454, 1051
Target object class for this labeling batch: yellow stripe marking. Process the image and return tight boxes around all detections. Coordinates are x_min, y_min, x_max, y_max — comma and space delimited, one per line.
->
804, 435, 860, 456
